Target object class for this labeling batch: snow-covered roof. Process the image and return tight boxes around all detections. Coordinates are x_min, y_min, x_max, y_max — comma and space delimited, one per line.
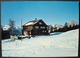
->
3, 25, 11, 31
52, 24, 63, 28
23, 19, 42, 26
25, 22, 36, 26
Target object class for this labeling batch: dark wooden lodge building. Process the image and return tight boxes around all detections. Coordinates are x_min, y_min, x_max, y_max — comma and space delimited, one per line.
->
22, 18, 49, 37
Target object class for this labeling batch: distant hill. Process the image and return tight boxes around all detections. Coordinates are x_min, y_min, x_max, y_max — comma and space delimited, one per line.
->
67, 20, 79, 27
15, 26, 21, 35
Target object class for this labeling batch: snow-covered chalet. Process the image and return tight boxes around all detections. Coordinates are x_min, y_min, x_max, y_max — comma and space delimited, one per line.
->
22, 18, 49, 36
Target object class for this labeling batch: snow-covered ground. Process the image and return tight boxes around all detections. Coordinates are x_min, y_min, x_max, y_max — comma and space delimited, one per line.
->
2, 29, 79, 57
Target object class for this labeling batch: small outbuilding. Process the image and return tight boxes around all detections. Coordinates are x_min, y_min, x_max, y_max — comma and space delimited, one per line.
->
2, 30, 10, 39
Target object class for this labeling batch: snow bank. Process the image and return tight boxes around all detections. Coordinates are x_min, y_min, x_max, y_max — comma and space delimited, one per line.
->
2, 29, 79, 57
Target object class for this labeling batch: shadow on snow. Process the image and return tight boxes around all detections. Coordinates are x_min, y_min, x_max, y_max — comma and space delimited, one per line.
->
48, 32, 62, 36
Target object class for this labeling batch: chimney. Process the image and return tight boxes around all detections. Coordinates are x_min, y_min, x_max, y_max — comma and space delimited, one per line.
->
35, 18, 37, 20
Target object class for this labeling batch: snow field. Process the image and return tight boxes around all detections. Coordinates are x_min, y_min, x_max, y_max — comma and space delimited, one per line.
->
2, 29, 79, 57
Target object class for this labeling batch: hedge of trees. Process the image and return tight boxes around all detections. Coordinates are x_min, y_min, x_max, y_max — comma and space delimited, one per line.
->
48, 20, 79, 33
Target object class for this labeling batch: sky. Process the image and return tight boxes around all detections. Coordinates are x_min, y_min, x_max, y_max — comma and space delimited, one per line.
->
1, 1, 79, 27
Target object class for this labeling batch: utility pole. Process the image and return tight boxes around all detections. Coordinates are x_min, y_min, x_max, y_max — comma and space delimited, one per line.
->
21, 19, 22, 40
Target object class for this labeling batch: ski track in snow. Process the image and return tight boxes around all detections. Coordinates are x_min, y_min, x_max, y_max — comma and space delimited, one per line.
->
2, 29, 79, 57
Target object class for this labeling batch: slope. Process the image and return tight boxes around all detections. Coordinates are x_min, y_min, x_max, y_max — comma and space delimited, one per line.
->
2, 29, 79, 57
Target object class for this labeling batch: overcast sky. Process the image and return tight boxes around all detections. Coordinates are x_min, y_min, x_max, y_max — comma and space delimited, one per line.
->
1, 1, 79, 27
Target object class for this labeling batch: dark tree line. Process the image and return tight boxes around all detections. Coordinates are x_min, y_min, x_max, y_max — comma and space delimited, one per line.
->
48, 20, 79, 33
60, 22, 79, 32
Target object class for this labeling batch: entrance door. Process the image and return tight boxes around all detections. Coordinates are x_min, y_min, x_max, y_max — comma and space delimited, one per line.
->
24, 31, 28, 36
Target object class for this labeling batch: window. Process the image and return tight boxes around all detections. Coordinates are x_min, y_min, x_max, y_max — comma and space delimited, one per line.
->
39, 22, 42, 25
40, 26, 45, 29
35, 26, 39, 29
42, 31, 44, 33
45, 30, 46, 32
42, 30, 46, 33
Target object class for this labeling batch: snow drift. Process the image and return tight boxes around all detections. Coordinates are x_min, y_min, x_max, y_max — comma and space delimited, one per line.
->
2, 29, 79, 57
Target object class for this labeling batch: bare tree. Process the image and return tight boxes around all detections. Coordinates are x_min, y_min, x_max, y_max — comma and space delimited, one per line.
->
9, 18, 15, 35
